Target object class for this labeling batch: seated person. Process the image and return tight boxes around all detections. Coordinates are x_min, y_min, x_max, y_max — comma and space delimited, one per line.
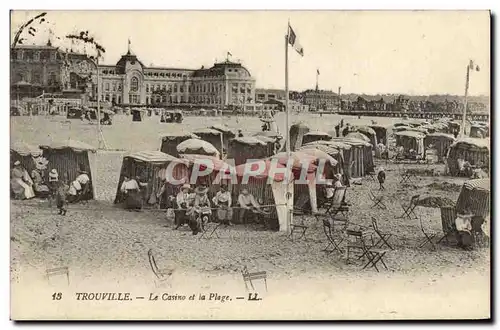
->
238, 189, 261, 224
189, 184, 212, 235
174, 184, 192, 229
30, 167, 50, 198
212, 184, 233, 225
75, 169, 91, 201
10, 161, 35, 200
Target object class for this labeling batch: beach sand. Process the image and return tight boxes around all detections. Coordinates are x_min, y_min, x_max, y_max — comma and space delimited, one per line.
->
10, 114, 490, 319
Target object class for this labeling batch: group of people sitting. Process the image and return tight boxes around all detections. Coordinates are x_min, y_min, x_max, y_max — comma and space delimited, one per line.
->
10, 161, 92, 215
174, 183, 267, 235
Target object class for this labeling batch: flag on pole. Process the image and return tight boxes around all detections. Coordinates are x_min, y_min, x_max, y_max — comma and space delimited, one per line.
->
288, 24, 304, 56
317, 69, 320, 75
227, 51, 232, 56
469, 60, 480, 72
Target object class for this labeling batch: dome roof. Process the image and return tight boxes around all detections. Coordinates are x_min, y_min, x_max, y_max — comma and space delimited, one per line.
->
115, 51, 145, 74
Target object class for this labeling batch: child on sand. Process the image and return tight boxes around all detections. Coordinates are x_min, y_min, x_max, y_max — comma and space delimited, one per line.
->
55, 180, 69, 216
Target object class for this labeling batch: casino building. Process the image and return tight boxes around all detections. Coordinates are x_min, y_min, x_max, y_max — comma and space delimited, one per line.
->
10, 41, 256, 109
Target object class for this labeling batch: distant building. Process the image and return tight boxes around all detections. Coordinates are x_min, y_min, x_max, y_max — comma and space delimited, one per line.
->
11, 41, 257, 109
302, 89, 338, 111
255, 88, 302, 103
260, 99, 309, 112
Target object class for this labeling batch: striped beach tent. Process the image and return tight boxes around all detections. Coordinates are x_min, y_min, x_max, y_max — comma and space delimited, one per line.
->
456, 179, 490, 218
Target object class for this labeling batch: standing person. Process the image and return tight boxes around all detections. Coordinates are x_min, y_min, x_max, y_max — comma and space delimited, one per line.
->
340, 119, 344, 128
55, 179, 69, 216
334, 123, 340, 137
120, 175, 142, 211
377, 167, 386, 190
47, 169, 59, 206
175, 184, 192, 229
10, 161, 35, 200
213, 184, 233, 226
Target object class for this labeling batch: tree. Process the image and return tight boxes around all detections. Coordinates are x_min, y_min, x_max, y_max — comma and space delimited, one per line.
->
12, 12, 48, 47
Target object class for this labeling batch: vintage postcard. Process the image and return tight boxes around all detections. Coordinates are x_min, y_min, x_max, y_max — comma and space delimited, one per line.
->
10, 10, 490, 320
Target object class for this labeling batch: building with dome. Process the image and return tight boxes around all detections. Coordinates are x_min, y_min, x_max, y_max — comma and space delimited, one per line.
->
11, 41, 257, 110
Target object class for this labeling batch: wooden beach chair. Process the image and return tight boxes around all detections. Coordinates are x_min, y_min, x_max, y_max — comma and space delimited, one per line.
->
320, 216, 344, 254
46, 266, 70, 285
371, 217, 394, 250
241, 266, 268, 292
148, 249, 174, 287
325, 187, 349, 230
437, 207, 457, 244
417, 216, 437, 251
368, 190, 387, 210
346, 229, 389, 272
397, 195, 420, 220
288, 195, 311, 242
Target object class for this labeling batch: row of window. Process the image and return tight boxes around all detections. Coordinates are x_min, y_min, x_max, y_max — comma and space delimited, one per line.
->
144, 71, 187, 79
14, 50, 58, 62
14, 71, 58, 84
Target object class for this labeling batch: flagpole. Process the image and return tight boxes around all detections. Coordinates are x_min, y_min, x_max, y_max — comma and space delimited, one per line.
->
461, 62, 470, 138
285, 25, 291, 234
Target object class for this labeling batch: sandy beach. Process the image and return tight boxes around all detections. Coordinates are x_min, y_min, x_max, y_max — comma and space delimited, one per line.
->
10, 114, 490, 319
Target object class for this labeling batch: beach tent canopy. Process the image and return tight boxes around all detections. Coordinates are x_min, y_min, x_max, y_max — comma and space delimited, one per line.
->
304, 131, 332, 138
295, 147, 338, 167
39, 139, 97, 200
289, 122, 311, 150
253, 135, 277, 144
193, 128, 224, 136
456, 179, 490, 219
127, 150, 188, 164
271, 151, 318, 173
425, 132, 455, 140
11, 141, 42, 157
300, 143, 341, 157
394, 130, 426, 139
39, 139, 96, 153
232, 136, 267, 146
161, 132, 199, 140
160, 132, 200, 157
210, 124, 236, 137
345, 132, 370, 143
177, 138, 220, 157
449, 138, 490, 151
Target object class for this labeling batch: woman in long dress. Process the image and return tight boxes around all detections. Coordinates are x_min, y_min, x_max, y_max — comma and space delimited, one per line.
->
11, 161, 35, 200
31, 168, 50, 197
120, 175, 142, 211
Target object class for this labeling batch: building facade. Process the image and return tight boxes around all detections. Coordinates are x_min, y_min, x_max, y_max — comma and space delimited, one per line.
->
302, 89, 339, 111
10, 42, 256, 109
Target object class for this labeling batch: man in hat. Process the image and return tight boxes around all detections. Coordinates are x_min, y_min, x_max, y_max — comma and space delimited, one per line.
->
238, 188, 261, 224
377, 167, 386, 190
10, 161, 35, 200
175, 183, 192, 229
75, 167, 91, 201
189, 184, 212, 235
213, 184, 233, 226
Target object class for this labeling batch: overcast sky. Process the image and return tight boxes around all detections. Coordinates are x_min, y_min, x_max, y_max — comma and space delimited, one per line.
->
11, 10, 490, 95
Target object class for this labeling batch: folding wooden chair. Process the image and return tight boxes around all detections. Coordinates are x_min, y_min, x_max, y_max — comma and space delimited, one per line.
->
319, 216, 344, 254
417, 216, 437, 251
241, 266, 268, 292
371, 217, 394, 250
362, 246, 389, 272
199, 218, 222, 239
148, 249, 175, 287
399, 166, 416, 184
326, 187, 349, 217
46, 267, 70, 285
397, 195, 420, 220
287, 196, 310, 242
368, 190, 387, 210
345, 228, 373, 264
